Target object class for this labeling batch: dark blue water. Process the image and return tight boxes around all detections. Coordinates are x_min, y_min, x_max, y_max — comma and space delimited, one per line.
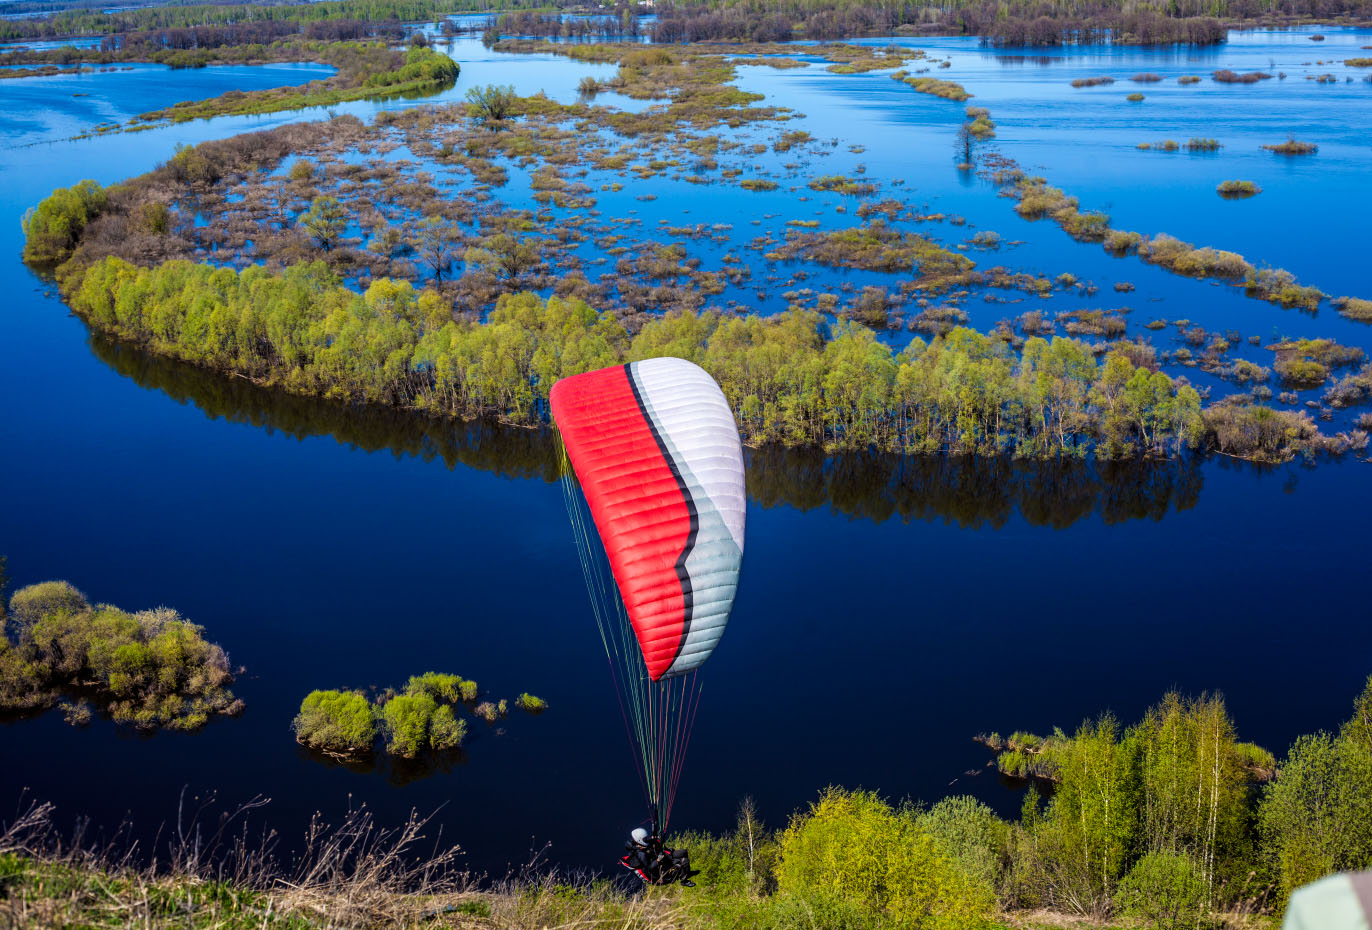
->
2, 33, 1371, 876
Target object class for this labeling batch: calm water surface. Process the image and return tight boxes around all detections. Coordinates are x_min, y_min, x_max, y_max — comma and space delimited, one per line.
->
1, 30, 1370, 875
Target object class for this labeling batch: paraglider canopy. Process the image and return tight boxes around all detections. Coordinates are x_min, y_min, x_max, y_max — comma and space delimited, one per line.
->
551, 358, 746, 681
1281, 870, 1372, 930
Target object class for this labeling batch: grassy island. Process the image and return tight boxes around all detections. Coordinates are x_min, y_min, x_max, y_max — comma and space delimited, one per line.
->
0, 578, 240, 730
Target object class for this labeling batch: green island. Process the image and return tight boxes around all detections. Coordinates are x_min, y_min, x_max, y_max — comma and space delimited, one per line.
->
294, 671, 546, 759
1, 38, 459, 130
0, 570, 241, 731
3, 677, 1369, 928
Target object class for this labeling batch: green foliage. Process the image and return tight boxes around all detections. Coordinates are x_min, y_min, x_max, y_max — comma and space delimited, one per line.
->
0, 582, 237, 729
21, 180, 106, 265
131, 46, 459, 126
1117, 851, 1208, 929
428, 703, 467, 750
775, 787, 995, 929
405, 671, 474, 703
466, 84, 517, 123
293, 689, 376, 754
300, 196, 347, 252
918, 796, 1008, 892
1260, 680, 1372, 902
63, 257, 1224, 461
514, 692, 547, 712
379, 692, 438, 758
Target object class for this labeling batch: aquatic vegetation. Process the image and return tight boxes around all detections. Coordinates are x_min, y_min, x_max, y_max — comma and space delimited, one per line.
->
1058, 309, 1126, 338
0, 580, 240, 729
1213, 69, 1272, 83
1347, 58, 1372, 67
807, 174, 877, 196
895, 73, 972, 101
1126, 92, 1145, 101
1334, 297, 1372, 322
964, 106, 996, 138
739, 178, 779, 191
769, 220, 975, 279
515, 692, 548, 712
1217, 179, 1261, 198
1185, 137, 1221, 151
1070, 75, 1114, 87
1262, 138, 1318, 155
466, 83, 517, 124
1178, 74, 1202, 84
293, 689, 377, 756
1244, 267, 1325, 310
1130, 72, 1163, 82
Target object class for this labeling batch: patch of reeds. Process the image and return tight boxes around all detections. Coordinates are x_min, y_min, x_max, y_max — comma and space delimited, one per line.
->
1262, 138, 1317, 155
1070, 75, 1114, 87
1217, 179, 1260, 198
1213, 69, 1272, 83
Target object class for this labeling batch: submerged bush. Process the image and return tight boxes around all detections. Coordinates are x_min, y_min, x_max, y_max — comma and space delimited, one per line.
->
1263, 138, 1318, 155
0, 582, 238, 730
294, 689, 376, 755
1217, 180, 1260, 198
515, 692, 548, 712
1214, 69, 1272, 83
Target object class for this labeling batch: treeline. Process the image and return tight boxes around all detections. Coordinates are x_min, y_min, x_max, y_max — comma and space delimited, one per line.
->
664, 679, 1372, 929
0, 0, 497, 41
50, 251, 1336, 464
493, 10, 640, 38
648, 0, 1368, 44
0, 578, 241, 730
62, 256, 1205, 460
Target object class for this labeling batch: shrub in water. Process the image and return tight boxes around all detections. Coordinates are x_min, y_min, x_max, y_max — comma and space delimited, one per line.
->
380, 692, 438, 758
293, 689, 376, 755
515, 692, 548, 712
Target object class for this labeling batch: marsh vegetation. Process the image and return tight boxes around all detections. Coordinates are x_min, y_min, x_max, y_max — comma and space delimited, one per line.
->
0, 579, 240, 730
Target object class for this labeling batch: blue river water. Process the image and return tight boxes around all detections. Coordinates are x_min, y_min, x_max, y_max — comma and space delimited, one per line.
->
1, 30, 1370, 875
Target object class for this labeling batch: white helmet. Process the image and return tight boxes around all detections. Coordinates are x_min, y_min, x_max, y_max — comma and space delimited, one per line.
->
630, 827, 649, 846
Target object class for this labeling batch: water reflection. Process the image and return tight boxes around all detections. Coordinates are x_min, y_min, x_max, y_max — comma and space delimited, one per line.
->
94, 332, 1205, 529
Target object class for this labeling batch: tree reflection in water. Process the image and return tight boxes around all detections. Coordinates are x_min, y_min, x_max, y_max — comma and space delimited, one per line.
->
94, 334, 1204, 530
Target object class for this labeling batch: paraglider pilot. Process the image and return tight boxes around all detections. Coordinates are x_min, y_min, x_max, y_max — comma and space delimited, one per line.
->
621, 826, 695, 887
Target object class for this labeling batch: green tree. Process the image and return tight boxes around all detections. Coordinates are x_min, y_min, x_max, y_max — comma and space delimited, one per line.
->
379, 692, 437, 758
21, 179, 105, 264
775, 787, 995, 929
412, 215, 460, 282
1261, 680, 1372, 900
465, 84, 516, 123
300, 195, 347, 252
293, 689, 376, 754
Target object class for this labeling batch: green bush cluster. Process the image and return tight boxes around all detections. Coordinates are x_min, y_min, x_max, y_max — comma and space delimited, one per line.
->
0, 580, 239, 729
20, 179, 106, 265
293, 670, 529, 759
